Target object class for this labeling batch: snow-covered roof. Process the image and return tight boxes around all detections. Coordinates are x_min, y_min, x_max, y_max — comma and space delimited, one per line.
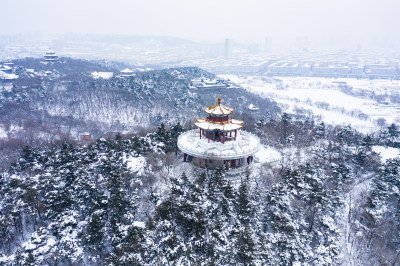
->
248, 104, 259, 111
0, 65, 12, 71
120, 68, 134, 73
194, 118, 243, 131
204, 98, 234, 115
45, 49, 56, 55
0, 71, 18, 80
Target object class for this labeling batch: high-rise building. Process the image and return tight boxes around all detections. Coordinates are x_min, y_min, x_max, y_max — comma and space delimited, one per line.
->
224, 38, 231, 57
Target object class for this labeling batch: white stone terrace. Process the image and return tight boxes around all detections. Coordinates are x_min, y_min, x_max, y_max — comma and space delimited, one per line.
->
177, 129, 260, 160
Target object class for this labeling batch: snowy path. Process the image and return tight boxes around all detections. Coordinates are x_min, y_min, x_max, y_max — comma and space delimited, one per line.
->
173, 161, 196, 178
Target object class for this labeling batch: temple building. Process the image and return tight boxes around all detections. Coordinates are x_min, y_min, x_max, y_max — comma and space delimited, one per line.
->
4, 58, 14, 68
120, 68, 135, 77
43, 49, 58, 62
178, 98, 260, 169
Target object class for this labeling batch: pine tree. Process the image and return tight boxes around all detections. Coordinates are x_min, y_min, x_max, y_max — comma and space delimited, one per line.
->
388, 123, 399, 138
315, 122, 326, 138
156, 123, 170, 149
25, 251, 36, 266
236, 225, 255, 265
236, 175, 252, 225
131, 136, 142, 154
170, 122, 184, 153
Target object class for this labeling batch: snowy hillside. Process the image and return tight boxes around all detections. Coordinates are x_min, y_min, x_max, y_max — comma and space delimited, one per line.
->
1, 58, 399, 265
0, 58, 280, 169
223, 75, 400, 134
0, 114, 399, 265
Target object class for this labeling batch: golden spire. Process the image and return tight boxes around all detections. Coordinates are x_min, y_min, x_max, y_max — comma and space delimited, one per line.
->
218, 98, 221, 105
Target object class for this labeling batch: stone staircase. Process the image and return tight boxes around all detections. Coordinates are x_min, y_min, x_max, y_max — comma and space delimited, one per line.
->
173, 162, 196, 178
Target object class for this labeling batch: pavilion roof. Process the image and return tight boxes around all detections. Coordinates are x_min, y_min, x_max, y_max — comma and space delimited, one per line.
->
204, 98, 234, 115
194, 118, 243, 131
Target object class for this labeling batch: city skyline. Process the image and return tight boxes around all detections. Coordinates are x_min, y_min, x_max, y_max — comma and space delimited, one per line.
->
2, 0, 400, 47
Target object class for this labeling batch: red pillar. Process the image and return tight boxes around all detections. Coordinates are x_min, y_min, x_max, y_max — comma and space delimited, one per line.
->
223, 132, 225, 144
213, 131, 215, 141
184, 153, 187, 162
208, 131, 210, 143
235, 130, 237, 140
230, 131, 232, 137
199, 128, 201, 139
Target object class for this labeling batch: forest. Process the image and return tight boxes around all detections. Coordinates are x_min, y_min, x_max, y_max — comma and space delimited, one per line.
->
0, 58, 399, 265
0, 115, 399, 265
0, 58, 279, 169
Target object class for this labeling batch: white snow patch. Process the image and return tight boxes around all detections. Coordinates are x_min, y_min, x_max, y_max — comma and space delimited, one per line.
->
255, 145, 281, 163
125, 155, 146, 175
0, 126, 7, 139
133, 221, 145, 228
1, 84, 13, 92
0, 71, 18, 80
372, 146, 400, 162
91, 72, 113, 79
221, 75, 400, 133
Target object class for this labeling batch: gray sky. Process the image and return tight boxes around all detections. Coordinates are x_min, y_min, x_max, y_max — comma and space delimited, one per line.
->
3, 0, 400, 43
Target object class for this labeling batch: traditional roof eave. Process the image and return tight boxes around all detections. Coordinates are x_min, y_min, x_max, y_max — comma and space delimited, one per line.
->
194, 119, 243, 132
204, 105, 234, 115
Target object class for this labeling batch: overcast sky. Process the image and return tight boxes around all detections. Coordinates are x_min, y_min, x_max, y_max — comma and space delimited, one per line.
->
3, 0, 400, 43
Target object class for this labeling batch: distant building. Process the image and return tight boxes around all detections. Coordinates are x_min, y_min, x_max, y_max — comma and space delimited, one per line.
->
0, 71, 18, 81
43, 49, 58, 62
0, 64, 18, 80
80, 132, 91, 141
248, 104, 259, 111
120, 68, 135, 77
298, 63, 312, 75
311, 64, 338, 77
0, 65, 12, 74
348, 63, 364, 78
191, 78, 228, 89
267, 62, 300, 76
365, 64, 397, 79
4, 58, 14, 68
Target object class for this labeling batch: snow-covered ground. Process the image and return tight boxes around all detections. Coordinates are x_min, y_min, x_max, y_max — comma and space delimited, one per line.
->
221, 75, 400, 133
372, 145, 400, 162
0, 83, 13, 92
91, 72, 113, 79
255, 145, 281, 164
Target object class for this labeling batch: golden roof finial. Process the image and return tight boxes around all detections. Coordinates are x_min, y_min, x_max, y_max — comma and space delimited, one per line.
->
218, 98, 221, 105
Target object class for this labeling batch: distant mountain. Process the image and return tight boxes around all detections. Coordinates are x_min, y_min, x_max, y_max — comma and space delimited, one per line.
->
0, 34, 225, 64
